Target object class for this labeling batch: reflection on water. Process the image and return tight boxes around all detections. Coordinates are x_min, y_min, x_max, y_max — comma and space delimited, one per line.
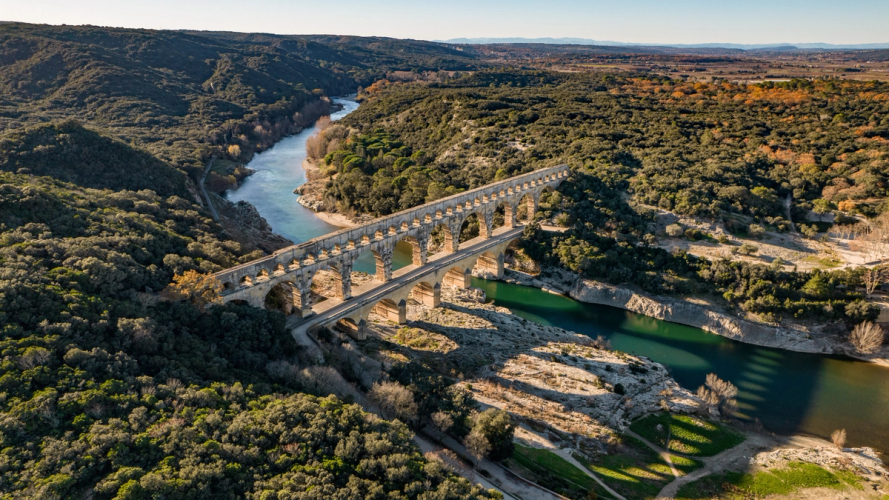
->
473, 277, 889, 454
224, 98, 412, 274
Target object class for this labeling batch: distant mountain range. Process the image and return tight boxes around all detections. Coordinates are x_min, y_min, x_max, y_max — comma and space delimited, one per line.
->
440, 37, 889, 50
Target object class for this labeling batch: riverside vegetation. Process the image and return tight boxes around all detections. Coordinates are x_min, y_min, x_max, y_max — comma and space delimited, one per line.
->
0, 24, 497, 498
2, 21, 889, 499
308, 69, 889, 346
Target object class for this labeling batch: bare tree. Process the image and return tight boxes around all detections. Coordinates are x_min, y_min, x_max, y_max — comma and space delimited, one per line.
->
863, 267, 888, 297
696, 373, 739, 417
465, 429, 490, 471
831, 428, 847, 449
369, 381, 417, 421
431, 411, 454, 442
849, 321, 885, 354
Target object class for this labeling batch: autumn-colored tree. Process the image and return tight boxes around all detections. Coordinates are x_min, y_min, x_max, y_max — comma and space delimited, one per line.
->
831, 428, 847, 449
162, 270, 223, 309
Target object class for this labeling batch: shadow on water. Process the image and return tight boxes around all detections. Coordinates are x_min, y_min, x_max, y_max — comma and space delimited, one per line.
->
473, 277, 889, 454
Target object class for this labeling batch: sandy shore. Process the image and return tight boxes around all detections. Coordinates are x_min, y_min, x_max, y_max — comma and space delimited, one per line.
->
314, 211, 361, 228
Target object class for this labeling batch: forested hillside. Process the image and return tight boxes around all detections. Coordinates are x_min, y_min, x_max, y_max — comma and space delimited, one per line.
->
314, 70, 889, 324
0, 23, 482, 178
0, 24, 493, 498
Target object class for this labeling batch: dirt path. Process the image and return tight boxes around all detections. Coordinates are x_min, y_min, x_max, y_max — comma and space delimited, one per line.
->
199, 157, 219, 221
625, 430, 681, 478
654, 433, 774, 499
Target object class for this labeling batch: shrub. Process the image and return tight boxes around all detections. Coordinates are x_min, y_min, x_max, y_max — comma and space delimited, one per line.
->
666, 224, 684, 237
849, 321, 885, 354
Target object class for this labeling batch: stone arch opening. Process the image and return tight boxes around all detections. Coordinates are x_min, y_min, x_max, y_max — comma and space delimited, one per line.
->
274, 263, 286, 274
223, 281, 235, 291
229, 299, 250, 306
516, 192, 538, 223
536, 186, 562, 225
427, 222, 456, 258
400, 235, 427, 266
459, 213, 481, 243
493, 201, 514, 229
410, 281, 441, 308
373, 298, 406, 324
264, 281, 303, 317
256, 269, 270, 281
239, 275, 253, 288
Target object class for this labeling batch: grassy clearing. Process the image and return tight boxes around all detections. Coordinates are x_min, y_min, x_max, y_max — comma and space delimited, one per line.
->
574, 436, 704, 499
630, 413, 745, 457
676, 461, 860, 499
394, 327, 441, 350
509, 444, 608, 499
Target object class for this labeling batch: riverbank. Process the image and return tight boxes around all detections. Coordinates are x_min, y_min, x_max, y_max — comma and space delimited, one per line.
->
491, 266, 889, 366
296, 158, 374, 228
350, 285, 888, 498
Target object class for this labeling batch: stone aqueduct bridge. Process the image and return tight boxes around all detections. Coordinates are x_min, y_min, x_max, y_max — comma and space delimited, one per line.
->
214, 164, 569, 338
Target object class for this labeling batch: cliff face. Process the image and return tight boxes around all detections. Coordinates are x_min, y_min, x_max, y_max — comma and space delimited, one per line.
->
568, 279, 836, 354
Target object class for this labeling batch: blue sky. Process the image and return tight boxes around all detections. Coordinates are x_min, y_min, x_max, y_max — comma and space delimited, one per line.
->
1, 0, 886, 44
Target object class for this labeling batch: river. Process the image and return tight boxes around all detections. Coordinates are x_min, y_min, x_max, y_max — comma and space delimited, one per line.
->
226, 97, 889, 455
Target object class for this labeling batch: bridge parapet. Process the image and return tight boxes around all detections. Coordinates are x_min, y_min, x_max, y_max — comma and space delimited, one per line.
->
214, 164, 569, 303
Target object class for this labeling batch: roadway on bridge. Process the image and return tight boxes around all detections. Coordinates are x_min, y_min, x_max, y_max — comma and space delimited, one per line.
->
288, 225, 527, 335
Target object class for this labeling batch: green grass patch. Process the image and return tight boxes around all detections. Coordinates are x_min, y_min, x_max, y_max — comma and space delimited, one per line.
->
676, 461, 854, 499
510, 445, 606, 499
803, 255, 843, 268
630, 413, 744, 457
573, 436, 704, 500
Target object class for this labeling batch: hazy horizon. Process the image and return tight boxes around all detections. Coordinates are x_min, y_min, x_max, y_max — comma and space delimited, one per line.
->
1, 0, 887, 46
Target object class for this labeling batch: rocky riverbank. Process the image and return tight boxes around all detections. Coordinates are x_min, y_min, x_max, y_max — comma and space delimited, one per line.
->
495, 267, 889, 365
296, 158, 375, 227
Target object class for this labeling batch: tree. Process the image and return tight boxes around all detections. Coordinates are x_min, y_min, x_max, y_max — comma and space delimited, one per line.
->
863, 267, 888, 297
465, 429, 490, 470
801, 273, 830, 299
849, 321, 885, 354
748, 224, 765, 239
831, 428, 847, 449
845, 299, 880, 322
370, 381, 418, 422
738, 243, 759, 255
812, 198, 833, 221
696, 373, 738, 417
161, 271, 223, 310
472, 409, 516, 461
431, 411, 454, 441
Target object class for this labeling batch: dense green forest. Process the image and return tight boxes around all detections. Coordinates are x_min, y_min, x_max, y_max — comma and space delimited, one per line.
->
0, 23, 481, 179
316, 70, 889, 323
0, 24, 496, 498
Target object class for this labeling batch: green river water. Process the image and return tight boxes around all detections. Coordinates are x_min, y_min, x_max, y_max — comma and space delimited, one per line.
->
227, 98, 889, 455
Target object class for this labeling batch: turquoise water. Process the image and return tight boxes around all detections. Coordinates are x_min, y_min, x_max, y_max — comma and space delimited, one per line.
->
473, 277, 889, 453
223, 98, 412, 274
226, 97, 889, 455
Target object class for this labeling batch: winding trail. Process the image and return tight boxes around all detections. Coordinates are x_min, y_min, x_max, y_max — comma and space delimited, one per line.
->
653, 433, 773, 499
200, 157, 219, 221
551, 448, 628, 500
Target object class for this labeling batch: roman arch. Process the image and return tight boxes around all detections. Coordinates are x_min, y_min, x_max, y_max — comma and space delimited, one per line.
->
212, 164, 569, 336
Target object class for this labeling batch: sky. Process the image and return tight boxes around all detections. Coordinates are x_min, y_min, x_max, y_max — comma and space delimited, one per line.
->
1, 0, 887, 45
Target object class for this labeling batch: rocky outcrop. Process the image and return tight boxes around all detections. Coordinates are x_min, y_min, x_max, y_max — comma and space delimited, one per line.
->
215, 197, 293, 253
501, 268, 850, 356
568, 279, 836, 353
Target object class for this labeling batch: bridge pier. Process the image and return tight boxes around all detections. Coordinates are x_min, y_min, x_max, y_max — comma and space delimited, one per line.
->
375, 247, 393, 282
374, 299, 407, 324
444, 267, 471, 289
479, 211, 494, 239
332, 261, 353, 299
476, 252, 504, 279
503, 204, 515, 228
412, 282, 441, 308
336, 318, 367, 340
